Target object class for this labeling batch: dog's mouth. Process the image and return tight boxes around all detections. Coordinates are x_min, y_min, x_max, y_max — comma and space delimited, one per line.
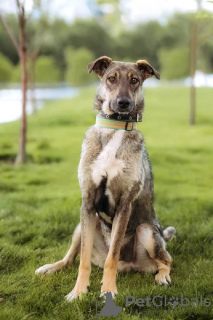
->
109, 99, 135, 114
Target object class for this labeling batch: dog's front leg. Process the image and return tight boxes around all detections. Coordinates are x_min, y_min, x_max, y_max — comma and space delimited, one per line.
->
66, 201, 96, 302
101, 203, 132, 298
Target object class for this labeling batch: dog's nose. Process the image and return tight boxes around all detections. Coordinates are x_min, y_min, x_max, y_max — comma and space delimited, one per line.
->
117, 98, 131, 109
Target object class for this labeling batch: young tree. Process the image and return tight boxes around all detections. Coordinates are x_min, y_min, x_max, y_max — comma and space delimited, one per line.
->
0, 0, 27, 164
26, 6, 49, 114
189, 0, 201, 125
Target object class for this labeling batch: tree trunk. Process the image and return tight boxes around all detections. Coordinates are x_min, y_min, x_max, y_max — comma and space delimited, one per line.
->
29, 58, 37, 114
16, 6, 27, 164
189, 7, 199, 126
189, 22, 197, 125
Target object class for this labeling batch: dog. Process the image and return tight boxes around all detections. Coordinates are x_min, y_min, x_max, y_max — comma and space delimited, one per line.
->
36, 56, 176, 301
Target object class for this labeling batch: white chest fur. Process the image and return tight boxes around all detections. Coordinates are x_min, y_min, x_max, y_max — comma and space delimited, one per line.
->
91, 130, 125, 186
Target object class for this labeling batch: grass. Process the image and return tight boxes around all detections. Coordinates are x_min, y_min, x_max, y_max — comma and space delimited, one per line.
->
0, 86, 213, 319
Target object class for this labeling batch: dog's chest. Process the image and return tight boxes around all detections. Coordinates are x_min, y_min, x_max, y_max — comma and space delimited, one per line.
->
91, 130, 125, 186
90, 130, 126, 226
81, 127, 143, 227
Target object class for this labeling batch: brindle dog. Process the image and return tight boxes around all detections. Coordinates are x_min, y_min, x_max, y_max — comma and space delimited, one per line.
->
36, 56, 176, 301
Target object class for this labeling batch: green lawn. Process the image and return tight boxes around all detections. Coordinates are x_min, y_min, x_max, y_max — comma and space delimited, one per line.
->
0, 87, 213, 319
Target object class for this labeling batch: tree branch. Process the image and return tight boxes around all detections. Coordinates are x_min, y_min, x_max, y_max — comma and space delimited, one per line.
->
28, 26, 45, 60
0, 12, 20, 54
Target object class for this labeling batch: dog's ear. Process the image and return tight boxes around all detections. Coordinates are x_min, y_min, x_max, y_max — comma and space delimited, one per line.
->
88, 56, 112, 78
136, 60, 160, 80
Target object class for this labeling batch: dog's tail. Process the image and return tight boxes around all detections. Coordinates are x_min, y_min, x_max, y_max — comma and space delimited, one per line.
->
163, 226, 176, 242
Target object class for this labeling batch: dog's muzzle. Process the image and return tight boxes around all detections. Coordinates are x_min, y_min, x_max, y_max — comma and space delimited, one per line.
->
111, 97, 134, 114
117, 98, 131, 110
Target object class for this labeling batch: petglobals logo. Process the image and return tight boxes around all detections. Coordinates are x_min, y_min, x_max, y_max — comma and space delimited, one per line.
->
125, 295, 211, 308
93, 292, 123, 317
92, 293, 211, 317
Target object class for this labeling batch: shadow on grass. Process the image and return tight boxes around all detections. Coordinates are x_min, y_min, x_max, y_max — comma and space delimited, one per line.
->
0, 153, 63, 165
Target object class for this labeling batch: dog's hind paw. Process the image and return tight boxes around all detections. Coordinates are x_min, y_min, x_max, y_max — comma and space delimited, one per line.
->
35, 261, 65, 275
155, 272, 171, 286
163, 226, 176, 242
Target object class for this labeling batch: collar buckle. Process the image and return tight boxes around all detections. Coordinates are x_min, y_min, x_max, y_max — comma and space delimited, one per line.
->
125, 122, 134, 131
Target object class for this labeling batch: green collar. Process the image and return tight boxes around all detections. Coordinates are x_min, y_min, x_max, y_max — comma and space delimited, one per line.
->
96, 114, 137, 131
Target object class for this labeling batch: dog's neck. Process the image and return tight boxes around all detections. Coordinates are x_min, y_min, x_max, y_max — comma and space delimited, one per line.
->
95, 112, 142, 131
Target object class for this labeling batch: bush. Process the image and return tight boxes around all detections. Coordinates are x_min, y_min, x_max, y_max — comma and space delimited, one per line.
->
35, 56, 61, 83
11, 64, 21, 82
65, 47, 96, 86
159, 47, 190, 80
0, 53, 13, 82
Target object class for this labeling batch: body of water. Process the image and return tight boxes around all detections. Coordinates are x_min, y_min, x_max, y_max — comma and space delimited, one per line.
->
0, 85, 78, 123
1, 73, 213, 124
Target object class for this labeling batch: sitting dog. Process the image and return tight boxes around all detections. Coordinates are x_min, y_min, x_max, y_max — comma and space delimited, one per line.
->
36, 56, 176, 301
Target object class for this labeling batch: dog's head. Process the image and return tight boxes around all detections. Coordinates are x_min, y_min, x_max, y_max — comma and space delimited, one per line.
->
88, 56, 160, 115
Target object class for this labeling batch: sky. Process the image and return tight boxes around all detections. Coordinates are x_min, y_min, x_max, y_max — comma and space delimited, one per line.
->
47, 0, 213, 23
1, 0, 213, 23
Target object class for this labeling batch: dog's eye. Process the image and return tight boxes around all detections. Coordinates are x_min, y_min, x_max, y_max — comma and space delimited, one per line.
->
108, 76, 116, 83
131, 78, 139, 84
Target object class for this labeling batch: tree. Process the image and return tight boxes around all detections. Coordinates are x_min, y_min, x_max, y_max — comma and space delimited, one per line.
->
26, 11, 49, 113
39, 18, 74, 77
11, 63, 22, 82
0, 14, 19, 65
35, 56, 61, 83
0, 53, 13, 82
0, 1, 27, 164
159, 48, 190, 80
65, 47, 95, 86
95, 0, 123, 35
190, 18, 197, 125
115, 21, 163, 68
196, 11, 213, 72
161, 13, 192, 49
189, 0, 201, 125
67, 19, 114, 58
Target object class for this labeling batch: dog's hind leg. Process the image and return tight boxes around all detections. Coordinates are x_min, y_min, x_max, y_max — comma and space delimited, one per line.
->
35, 223, 81, 275
136, 223, 172, 285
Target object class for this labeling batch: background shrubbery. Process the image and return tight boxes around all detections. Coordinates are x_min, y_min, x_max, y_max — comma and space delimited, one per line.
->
65, 47, 96, 86
0, 53, 13, 82
0, 12, 213, 84
35, 56, 61, 83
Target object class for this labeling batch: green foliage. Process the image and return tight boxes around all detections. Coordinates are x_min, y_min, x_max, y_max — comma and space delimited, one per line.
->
35, 56, 61, 83
161, 13, 192, 49
116, 21, 164, 68
0, 14, 19, 65
196, 11, 213, 73
1, 10, 213, 82
40, 18, 71, 75
0, 87, 213, 319
0, 53, 13, 82
67, 19, 113, 58
65, 47, 96, 86
11, 63, 21, 82
159, 47, 190, 79
200, 41, 213, 72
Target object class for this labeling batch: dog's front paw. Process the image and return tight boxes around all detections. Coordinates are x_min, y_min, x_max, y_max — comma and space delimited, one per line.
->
100, 290, 117, 300
65, 284, 90, 302
101, 282, 118, 299
155, 272, 171, 286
